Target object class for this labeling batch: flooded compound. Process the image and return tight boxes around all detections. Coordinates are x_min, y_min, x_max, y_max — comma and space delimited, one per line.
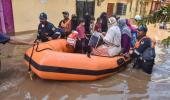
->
0, 26, 170, 100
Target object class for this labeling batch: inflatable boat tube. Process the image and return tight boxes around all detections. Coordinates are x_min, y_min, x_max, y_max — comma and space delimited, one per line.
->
24, 39, 129, 81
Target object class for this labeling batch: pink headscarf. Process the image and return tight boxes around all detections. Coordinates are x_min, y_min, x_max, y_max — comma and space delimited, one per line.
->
126, 19, 136, 33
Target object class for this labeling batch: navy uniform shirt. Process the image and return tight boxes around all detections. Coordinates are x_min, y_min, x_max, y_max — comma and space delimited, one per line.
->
133, 37, 151, 57
38, 22, 61, 42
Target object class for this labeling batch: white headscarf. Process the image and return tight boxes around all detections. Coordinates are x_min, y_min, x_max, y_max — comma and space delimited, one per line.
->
108, 17, 117, 28
104, 17, 121, 46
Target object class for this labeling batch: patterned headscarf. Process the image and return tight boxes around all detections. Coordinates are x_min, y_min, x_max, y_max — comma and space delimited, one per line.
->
118, 18, 131, 38
126, 19, 137, 33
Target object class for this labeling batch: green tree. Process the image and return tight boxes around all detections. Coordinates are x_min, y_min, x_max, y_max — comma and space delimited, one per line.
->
142, 4, 170, 25
139, 3, 170, 47
139, 4, 170, 46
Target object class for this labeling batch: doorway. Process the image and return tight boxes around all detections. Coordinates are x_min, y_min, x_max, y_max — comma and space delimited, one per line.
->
107, 3, 115, 17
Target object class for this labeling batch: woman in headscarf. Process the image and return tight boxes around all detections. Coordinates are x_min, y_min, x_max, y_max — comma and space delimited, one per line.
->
92, 17, 121, 57
118, 19, 131, 54
126, 19, 137, 47
100, 12, 108, 32
126, 19, 136, 32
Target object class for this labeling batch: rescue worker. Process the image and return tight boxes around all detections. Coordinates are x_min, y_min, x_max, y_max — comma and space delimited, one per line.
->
130, 24, 156, 74
38, 12, 62, 42
58, 11, 71, 38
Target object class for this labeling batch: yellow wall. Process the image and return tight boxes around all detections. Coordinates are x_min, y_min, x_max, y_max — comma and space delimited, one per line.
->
126, 0, 152, 18
95, 0, 152, 19
12, 0, 76, 32
94, 0, 129, 18
145, 1, 152, 15
12, 0, 152, 32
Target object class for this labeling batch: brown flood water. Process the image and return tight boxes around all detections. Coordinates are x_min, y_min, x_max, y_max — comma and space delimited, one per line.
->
0, 26, 170, 100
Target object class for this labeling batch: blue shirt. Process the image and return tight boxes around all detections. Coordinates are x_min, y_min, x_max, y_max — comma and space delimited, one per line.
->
38, 22, 58, 36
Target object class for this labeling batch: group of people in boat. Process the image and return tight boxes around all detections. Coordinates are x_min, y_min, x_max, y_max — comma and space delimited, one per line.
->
36, 11, 155, 74
0, 11, 156, 74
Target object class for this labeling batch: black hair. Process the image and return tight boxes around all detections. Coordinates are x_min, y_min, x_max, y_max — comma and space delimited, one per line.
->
90, 16, 95, 21
97, 17, 101, 22
78, 18, 85, 24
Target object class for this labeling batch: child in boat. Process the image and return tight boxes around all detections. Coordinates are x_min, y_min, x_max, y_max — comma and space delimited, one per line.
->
76, 19, 87, 53
94, 17, 102, 33
89, 16, 95, 34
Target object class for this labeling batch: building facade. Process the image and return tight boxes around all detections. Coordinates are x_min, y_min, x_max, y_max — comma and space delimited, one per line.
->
0, 0, 153, 33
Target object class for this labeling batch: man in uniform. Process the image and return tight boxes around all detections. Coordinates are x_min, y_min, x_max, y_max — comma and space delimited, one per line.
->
38, 12, 63, 42
130, 24, 156, 74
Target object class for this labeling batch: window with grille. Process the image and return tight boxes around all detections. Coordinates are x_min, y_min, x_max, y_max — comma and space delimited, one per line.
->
76, 0, 95, 19
116, 3, 127, 15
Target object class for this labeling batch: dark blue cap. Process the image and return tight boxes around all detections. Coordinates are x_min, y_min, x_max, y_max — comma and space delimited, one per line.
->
137, 24, 148, 33
39, 12, 47, 20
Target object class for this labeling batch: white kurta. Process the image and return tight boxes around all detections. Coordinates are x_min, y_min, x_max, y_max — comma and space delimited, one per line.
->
103, 25, 121, 56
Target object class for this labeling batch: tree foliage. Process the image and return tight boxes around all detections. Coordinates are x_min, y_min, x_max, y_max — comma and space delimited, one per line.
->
141, 4, 170, 25
140, 3, 170, 46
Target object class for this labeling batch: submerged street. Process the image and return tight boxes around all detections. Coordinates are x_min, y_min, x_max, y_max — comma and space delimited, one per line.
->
0, 25, 170, 100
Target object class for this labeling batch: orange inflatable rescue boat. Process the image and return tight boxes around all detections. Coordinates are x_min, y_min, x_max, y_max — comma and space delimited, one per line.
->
24, 39, 129, 81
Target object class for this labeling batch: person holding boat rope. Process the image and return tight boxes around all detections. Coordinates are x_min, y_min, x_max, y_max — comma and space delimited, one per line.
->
129, 24, 156, 74
37, 12, 64, 42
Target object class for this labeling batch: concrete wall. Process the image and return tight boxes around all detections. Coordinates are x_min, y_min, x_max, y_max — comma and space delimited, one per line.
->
12, 0, 76, 32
